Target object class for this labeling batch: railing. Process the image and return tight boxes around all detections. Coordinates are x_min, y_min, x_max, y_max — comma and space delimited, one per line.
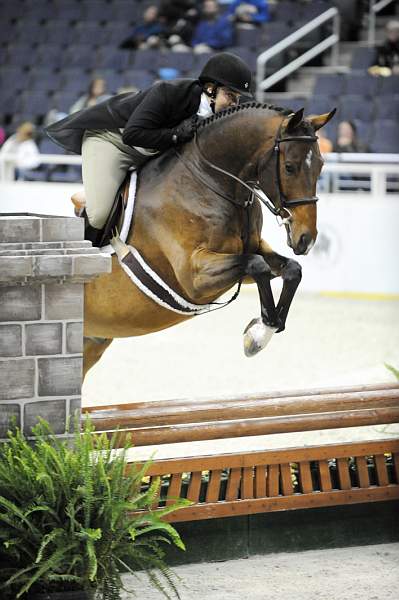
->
256, 7, 340, 101
1, 152, 398, 195
368, 0, 397, 45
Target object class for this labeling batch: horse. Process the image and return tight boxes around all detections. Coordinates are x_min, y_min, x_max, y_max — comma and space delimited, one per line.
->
83, 102, 335, 377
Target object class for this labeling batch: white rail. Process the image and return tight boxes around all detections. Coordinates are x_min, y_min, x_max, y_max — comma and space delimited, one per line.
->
368, 0, 397, 46
256, 7, 340, 101
0, 153, 398, 196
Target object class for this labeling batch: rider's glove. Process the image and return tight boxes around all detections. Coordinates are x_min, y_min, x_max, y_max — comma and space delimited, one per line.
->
172, 116, 197, 145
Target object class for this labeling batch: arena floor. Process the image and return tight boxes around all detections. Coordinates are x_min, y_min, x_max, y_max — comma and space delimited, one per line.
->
122, 542, 399, 600
83, 289, 399, 459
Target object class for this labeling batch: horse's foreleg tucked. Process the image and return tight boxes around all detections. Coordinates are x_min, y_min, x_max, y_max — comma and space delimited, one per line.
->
257, 239, 302, 333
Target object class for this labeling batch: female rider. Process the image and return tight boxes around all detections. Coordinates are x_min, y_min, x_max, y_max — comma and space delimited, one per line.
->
46, 52, 253, 245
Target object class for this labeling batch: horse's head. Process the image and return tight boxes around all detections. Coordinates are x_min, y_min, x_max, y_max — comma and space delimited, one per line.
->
257, 107, 336, 255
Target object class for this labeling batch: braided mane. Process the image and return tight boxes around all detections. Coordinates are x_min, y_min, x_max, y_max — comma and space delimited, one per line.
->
197, 101, 293, 130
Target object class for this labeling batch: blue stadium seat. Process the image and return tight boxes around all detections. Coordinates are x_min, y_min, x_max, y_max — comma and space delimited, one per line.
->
158, 51, 195, 75
43, 20, 76, 45
0, 67, 26, 93
369, 120, 399, 153
374, 97, 399, 121
74, 22, 109, 46
314, 74, 346, 96
82, 1, 116, 23
377, 76, 399, 96
51, 91, 81, 114
60, 68, 89, 94
90, 70, 124, 94
123, 70, 156, 90
103, 22, 134, 44
35, 44, 65, 68
351, 47, 376, 69
94, 47, 130, 70
306, 95, 336, 116
53, 3, 86, 22
28, 68, 62, 92
131, 49, 163, 73
14, 21, 49, 45
112, 2, 141, 24
338, 95, 374, 122
19, 91, 51, 118
61, 44, 97, 69
5, 43, 36, 68
267, 96, 308, 112
345, 73, 380, 97
235, 27, 262, 50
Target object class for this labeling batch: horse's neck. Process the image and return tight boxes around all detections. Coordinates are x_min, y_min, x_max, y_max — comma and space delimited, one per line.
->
196, 112, 281, 176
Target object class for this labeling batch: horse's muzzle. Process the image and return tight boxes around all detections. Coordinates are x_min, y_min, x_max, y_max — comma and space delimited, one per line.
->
293, 232, 314, 255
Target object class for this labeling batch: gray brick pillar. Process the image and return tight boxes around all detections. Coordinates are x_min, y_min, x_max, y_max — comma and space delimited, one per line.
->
0, 214, 111, 438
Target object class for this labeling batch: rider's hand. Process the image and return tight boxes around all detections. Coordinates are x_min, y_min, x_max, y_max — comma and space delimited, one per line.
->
172, 117, 197, 145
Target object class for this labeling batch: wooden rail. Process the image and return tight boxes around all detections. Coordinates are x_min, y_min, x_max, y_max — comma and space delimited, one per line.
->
87, 383, 399, 521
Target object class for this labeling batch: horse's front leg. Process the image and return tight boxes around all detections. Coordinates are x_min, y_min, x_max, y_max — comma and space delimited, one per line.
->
257, 239, 302, 333
185, 249, 280, 356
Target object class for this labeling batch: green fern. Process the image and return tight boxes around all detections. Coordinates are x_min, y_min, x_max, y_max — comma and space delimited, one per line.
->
0, 416, 190, 600
385, 363, 399, 381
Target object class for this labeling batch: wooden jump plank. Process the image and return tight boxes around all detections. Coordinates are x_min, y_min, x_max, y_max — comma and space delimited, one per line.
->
138, 439, 399, 476
187, 471, 202, 503
356, 456, 370, 488
337, 457, 352, 490
226, 468, 242, 501
299, 461, 313, 494
242, 467, 254, 499
105, 407, 399, 446
374, 454, 389, 487
87, 389, 399, 429
280, 463, 294, 495
85, 382, 399, 413
206, 470, 222, 503
159, 485, 399, 523
267, 464, 280, 497
166, 473, 182, 506
318, 460, 333, 492
393, 453, 399, 484
255, 465, 267, 498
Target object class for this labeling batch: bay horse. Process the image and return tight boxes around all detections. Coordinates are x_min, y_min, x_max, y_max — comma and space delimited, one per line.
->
83, 103, 335, 377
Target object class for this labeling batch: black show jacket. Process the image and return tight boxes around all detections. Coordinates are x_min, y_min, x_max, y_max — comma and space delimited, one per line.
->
45, 79, 203, 155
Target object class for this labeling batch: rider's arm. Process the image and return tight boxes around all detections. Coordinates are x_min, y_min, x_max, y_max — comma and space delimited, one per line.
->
122, 82, 177, 151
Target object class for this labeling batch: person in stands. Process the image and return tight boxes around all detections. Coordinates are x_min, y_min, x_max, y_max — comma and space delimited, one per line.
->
227, 0, 269, 27
369, 19, 399, 76
0, 122, 41, 180
334, 121, 369, 153
192, 0, 234, 53
69, 78, 111, 114
119, 5, 165, 49
45, 52, 253, 245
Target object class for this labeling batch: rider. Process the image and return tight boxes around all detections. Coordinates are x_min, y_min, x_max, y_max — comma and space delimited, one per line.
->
45, 52, 253, 245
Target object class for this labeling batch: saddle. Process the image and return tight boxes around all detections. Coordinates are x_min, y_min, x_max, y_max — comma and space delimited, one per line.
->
71, 173, 132, 248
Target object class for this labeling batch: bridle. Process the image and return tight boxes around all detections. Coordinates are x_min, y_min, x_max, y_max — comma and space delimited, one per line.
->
175, 121, 319, 221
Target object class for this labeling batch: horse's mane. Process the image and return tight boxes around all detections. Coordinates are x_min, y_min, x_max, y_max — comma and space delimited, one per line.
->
197, 102, 293, 131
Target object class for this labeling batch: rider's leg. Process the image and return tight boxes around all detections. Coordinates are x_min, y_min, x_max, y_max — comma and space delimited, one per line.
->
81, 130, 139, 231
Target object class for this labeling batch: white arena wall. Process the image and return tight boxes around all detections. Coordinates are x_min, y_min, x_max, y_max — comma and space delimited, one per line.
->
1, 180, 398, 295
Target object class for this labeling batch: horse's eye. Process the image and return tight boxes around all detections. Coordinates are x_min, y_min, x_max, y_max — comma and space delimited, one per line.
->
285, 163, 295, 175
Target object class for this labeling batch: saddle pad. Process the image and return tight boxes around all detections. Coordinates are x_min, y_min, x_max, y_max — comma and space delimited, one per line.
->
99, 172, 137, 255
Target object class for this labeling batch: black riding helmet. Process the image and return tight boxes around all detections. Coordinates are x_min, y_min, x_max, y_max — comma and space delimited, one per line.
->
199, 52, 253, 98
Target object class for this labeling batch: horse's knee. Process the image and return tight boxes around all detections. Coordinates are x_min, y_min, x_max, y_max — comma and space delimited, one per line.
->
283, 260, 302, 283
246, 255, 272, 278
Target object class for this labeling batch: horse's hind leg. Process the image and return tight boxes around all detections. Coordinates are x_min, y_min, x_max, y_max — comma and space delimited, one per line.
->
83, 337, 113, 379
257, 239, 302, 333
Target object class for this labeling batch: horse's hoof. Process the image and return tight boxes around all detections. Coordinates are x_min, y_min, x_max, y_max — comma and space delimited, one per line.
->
243, 318, 277, 357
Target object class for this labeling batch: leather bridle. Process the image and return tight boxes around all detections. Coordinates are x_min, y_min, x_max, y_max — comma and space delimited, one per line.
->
175, 123, 319, 219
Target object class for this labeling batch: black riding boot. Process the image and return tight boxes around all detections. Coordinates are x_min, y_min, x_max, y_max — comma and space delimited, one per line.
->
85, 223, 104, 247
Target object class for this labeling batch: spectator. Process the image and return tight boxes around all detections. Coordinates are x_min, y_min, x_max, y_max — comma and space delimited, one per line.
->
192, 0, 234, 53
317, 128, 333, 154
0, 122, 41, 180
334, 121, 369, 153
69, 78, 111, 114
158, 0, 199, 49
227, 0, 269, 28
369, 19, 399, 76
119, 6, 165, 50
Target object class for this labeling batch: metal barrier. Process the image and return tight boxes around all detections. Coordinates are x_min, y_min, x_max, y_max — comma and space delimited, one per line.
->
368, 0, 397, 45
85, 382, 399, 521
256, 7, 340, 101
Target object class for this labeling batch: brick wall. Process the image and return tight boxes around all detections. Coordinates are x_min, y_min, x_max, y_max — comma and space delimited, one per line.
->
0, 214, 111, 438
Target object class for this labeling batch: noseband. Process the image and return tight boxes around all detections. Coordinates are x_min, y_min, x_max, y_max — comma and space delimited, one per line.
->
176, 125, 319, 218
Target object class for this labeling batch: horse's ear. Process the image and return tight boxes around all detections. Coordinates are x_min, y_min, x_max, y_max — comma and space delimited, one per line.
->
286, 108, 304, 132
308, 108, 336, 131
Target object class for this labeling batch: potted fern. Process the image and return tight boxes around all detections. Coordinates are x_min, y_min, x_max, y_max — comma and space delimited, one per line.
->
0, 417, 189, 600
